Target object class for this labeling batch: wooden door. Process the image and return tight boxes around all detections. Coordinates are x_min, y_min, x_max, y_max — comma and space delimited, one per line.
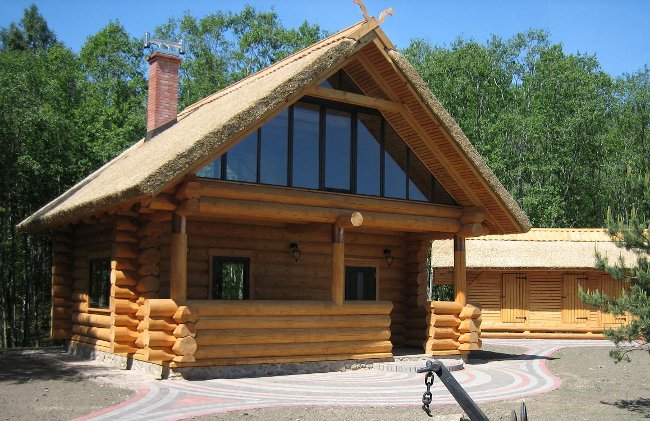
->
501, 274, 528, 323
562, 274, 590, 323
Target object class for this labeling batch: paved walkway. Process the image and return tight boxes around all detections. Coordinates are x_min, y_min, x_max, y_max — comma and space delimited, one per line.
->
77, 339, 613, 421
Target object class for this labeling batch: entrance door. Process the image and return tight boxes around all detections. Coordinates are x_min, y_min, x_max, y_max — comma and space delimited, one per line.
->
501, 273, 528, 323
345, 266, 377, 301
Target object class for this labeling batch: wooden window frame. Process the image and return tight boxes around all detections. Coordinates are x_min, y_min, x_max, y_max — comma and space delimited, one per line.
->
208, 248, 255, 300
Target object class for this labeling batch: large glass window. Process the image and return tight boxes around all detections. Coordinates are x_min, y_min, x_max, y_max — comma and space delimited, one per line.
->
356, 113, 381, 196
211, 257, 250, 300
260, 109, 289, 185
384, 123, 407, 199
89, 258, 111, 309
292, 103, 320, 189
197, 98, 456, 206
226, 132, 257, 182
325, 109, 352, 192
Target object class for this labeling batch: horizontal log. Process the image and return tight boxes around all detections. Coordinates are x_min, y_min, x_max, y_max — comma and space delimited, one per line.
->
112, 298, 139, 314
458, 332, 479, 343
459, 304, 482, 319
52, 275, 71, 287
138, 248, 161, 265
193, 197, 461, 233
173, 306, 198, 323
175, 181, 202, 201
430, 301, 463, 315
458, 318, 482, 333
51, 328, 71, 340
196, 327, 391, 346
115, 216, 138, 232
170, 352, 394, 368
138, 263, 160, 277
111, 285, 138, 300
145, 330, 177, 347
114, 243, 138, 260
172, 354, 196, 363
143, 347, 174, 362
115, 231, 138, 244
195, 314, 391, 330
194, 340, 393, 360
425, 338, 459, 351
70, 335, 111, 350
112, 344, 139, 354
52, 285, 72, 299
173, 323, 196, 338
480, 322, 605, 333
72, 325, 110, 342
428, 315, 461, 327
481, 331, 606, 340
111, 270, 138, 287
198, 180, 462, 219
113, 314, 140, 328
140, 317, 177, 332
111, 326, 139, 342
149, 193, 178, 211
71, 313, 111, 328
458, 340, 482, 351
188, 300, 393, 317
136, 276, 160, 293
426, 327, 460, 339
145, 299, 179, 317
172, 336, 198, 356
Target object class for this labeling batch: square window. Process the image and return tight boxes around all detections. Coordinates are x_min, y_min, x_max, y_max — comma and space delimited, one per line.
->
211, 257, 250, 300
345, 266, 377, 301
89, 258, 111, 308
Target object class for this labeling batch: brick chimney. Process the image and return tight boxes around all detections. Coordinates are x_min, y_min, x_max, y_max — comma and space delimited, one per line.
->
146, 52, 181, 140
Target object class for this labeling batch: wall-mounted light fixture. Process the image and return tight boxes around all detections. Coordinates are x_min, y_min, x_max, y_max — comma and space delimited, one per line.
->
383, 248, 393, 267
290, 243, 301, 263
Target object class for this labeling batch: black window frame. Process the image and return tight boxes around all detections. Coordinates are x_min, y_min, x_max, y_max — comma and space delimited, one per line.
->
196, 92, 456, 206
345, 266, 377, 301
211, 256, 251, 300
88, 257, 111, 309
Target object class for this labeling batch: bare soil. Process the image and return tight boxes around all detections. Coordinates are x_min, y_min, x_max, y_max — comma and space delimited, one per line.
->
0, 347, 139, 421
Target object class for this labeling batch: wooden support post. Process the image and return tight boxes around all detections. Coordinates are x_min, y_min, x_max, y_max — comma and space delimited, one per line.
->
170, 215, 187, 304
454, 236, 467, 306
331, 225, 345, 305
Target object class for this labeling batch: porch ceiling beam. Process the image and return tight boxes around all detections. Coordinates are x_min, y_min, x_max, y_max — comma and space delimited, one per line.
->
303, 86, 404, 113
186, 197, 461, 234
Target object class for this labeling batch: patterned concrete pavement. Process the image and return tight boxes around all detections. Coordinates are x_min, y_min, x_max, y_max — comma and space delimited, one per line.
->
77, 339, 613, 421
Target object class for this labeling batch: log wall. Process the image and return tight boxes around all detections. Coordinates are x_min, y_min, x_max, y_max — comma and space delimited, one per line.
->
424, 301, 481, 355
401, 238, 430, 347
431, 268, 629, 337
51, 230, 73, 339
178, 300, 393, 367
69, 221, 114, 352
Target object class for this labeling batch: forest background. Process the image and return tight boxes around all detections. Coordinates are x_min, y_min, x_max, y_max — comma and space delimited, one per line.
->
0, 5, 648, 347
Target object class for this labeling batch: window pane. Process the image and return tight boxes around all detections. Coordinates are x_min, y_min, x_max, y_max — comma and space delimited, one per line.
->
356, 113, 381, 196
226, 132, 257, 182
292, 103, 320, 189
322, 69, 364, 95
89, 258, 110, 308
408, 150, 433, 202
384, 123, 407, 199
345, 266, 376, 301
260, 109, 288, 185
325, 109, 351, 191
197, 156, 222, 179
212, 258, 250, 300
434, 179, 457, 205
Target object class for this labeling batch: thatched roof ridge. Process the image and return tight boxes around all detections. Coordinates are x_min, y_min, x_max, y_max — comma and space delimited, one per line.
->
388, 50, 531, 233
19, 22, 366, 232
431, 228, 641, 269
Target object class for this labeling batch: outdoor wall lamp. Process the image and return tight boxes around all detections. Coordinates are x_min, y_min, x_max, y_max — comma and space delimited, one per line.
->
290, 243, 301, 262
383, 248, 393, 267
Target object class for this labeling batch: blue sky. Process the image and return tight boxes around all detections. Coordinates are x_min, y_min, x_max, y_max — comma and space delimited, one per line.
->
2, 0, 649, 76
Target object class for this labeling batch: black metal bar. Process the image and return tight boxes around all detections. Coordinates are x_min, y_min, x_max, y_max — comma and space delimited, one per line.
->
418, 361, 489, 421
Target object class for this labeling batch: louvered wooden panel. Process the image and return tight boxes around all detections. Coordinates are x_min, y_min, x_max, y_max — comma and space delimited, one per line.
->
562, 274, 590, 323
501, 274, 528, 323
528, 272, 562, 325
600, 275, 629, 326
467, 272, 500, 322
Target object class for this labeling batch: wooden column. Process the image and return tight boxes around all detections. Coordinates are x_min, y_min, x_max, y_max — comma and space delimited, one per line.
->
331, 225, 345, 305
453, 235, 467, 306
170, 215, 187, 304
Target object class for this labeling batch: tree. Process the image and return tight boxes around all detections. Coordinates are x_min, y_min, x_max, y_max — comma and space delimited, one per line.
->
0, 4, 56, 51
581, 208, 650, 361
154, 6, 326, 107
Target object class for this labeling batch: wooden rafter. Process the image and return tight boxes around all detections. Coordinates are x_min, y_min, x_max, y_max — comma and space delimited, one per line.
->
303, 86, 403, 113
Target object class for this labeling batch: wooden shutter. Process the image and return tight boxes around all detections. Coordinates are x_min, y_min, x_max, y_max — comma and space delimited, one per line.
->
501, 274, 528, 323
562, 274, 590, 323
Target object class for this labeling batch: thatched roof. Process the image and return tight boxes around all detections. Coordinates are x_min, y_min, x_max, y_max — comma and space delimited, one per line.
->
431, 228, 641, 270
19, 18, 530, 234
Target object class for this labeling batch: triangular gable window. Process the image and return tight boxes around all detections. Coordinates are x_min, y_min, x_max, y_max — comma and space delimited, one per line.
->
319, 69, 364, 95
197, 99, 456, 206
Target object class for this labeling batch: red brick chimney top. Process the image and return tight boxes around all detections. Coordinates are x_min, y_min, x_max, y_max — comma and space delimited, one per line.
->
146, 52, 181, 140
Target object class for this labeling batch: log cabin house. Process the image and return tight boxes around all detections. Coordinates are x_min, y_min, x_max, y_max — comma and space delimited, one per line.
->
431, 228, 635, 339
19, 12, 531, 377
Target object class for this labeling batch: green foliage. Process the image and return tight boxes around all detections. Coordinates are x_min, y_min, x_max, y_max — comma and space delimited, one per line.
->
0, 4, 56, 51
154, 5, 326, 107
